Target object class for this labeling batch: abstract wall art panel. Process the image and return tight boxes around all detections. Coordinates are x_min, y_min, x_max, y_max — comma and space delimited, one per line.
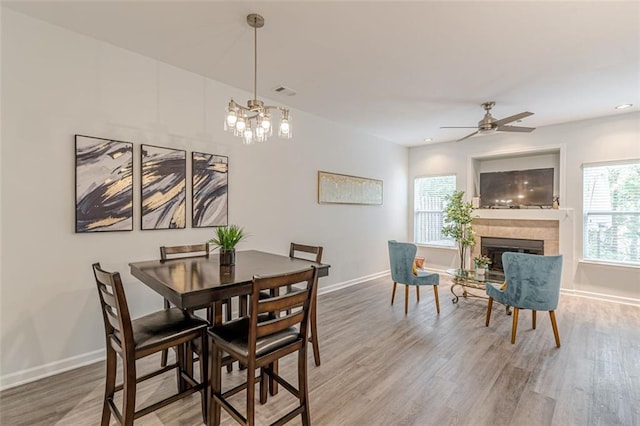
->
318, 171, 383, 205
192, 152, 228, 228
75, 135, 134, 233
141, 144, 186, 230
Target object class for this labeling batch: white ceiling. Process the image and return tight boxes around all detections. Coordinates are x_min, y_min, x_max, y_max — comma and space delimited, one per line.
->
3, 1, 639, 146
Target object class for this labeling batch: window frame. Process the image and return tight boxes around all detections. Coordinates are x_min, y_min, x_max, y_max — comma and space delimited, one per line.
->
582, 159, 640, 267
413, 174, 457, 248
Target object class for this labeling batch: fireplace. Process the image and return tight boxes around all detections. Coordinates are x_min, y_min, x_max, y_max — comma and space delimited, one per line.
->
481, 236, 544, 272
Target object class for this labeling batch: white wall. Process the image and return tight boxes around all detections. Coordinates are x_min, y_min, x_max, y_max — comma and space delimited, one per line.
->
409, 111, 640, 303
0, 10, 408, 388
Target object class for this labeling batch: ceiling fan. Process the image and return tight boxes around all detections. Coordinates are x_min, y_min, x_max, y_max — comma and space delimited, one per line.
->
441, 102, 535, 142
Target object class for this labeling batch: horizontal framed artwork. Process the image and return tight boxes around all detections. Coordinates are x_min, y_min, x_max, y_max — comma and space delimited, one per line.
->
318, 171, 383, 205
75, 134, 134, 232
141, 144, 186, 230
192, 152, 228, 228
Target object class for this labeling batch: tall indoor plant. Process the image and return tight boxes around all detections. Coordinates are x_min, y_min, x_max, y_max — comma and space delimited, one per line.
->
209, 224, 247, 266
442, 190, 476, 269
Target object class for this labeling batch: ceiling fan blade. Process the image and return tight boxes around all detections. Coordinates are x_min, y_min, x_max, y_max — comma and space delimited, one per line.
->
497, 125, 536, 133
493, 111, 534, 126
440, 126, 478, 129
456, 130, 479, 142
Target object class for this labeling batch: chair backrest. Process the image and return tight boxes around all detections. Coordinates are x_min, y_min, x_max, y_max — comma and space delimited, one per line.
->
249, 267, 319, 350
388, 240, 417, 283
160, 243, 210, 261
501, 252, 563, 311
289, 243, 323, 263
92, 263, 134, 356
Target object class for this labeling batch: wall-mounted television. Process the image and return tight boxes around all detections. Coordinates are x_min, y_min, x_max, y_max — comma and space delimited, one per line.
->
479, 168, 554, 208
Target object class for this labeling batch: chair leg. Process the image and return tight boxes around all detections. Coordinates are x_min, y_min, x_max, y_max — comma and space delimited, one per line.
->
199, 333, 208, 424
532, 310, 537, 329
299, 345, 311, 426
310, 294, 321, 366
260, 367, 268, 404
246, 361, 256, 426
486, 297, 493, 327
269, 361, 279, 396
433, 285, 440, 314
209, 344, 222, 426
416, 286, 420, 302
391, 282, 397, 305
101, 345, 117, 426
511, 307, 520, 344
122, 354, 136, 426
549, 310, 561, 347
404, 285, 409, 315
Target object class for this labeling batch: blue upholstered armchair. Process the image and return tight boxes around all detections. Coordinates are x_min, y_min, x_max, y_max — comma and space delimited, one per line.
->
388, 240, 440, 315
485, 252, 563, 347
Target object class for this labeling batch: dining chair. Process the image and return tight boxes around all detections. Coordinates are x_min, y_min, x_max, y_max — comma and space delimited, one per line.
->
485, 252, 563, 347
388, 240, 440, 315
92, 263, 208, 426
208, 266, 319, 426
289, 243, 323, 366
159, 243, 232, 369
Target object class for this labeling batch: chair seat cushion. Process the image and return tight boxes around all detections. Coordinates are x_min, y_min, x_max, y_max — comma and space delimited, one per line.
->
412, 270, 439, 286
115, 308, 208, 351
208, 315, 301, 358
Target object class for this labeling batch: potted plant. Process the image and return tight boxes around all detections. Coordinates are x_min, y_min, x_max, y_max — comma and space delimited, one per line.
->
473, 254, 491, 275
209, 224, 247, 266
442, 190, 476, 269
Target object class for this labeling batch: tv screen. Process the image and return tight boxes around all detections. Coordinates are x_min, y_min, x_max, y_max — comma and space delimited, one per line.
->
480, 168, 554, 208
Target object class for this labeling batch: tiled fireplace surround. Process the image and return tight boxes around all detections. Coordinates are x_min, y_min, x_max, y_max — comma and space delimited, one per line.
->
470, 218, 560, 261
466, 209, 574, 290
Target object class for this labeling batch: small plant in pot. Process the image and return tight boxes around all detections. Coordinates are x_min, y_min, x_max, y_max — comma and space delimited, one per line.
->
209, 225, 247, 266
473, 254, 491, 275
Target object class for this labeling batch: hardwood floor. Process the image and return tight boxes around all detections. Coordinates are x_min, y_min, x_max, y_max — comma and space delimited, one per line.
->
2, 276, 639, 425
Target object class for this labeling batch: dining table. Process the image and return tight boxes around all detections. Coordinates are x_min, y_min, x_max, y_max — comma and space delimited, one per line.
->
129, 249, 330, 323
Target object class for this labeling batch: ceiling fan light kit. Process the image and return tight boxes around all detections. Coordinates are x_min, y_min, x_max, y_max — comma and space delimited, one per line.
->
224, 13, 292, 144
441, 101, 536, 142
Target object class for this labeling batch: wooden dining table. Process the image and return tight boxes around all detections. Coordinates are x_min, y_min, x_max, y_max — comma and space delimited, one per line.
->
129, 249, 330, 324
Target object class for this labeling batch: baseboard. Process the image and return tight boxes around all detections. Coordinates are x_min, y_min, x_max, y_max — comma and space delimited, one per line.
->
0, 348, 105, 391
560, 288, 640, 306
317, 270, 390, 296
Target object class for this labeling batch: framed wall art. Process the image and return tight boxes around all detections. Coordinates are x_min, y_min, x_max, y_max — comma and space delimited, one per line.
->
141, 144, 186, 230
318, 171, 383, 205
75, 134, 134, 232
192, 152, 228, 228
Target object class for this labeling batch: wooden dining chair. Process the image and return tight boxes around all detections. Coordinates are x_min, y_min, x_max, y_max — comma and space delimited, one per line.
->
289, 243, 323, 367
92, 263, 208, 426
159, 243, 232, 369
208, 266, 319, 426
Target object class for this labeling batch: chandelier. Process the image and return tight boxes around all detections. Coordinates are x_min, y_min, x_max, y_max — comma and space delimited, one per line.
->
224, 14, 291, 144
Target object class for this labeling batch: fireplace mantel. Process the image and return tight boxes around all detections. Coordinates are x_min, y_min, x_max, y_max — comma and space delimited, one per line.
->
473, 208, 572, 221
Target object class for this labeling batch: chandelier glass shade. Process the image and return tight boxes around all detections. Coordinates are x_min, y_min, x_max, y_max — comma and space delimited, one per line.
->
224, 14, 291, 144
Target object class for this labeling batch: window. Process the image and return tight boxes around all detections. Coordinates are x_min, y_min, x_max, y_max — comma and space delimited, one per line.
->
583, 161, 640, 266
414, 175, 456, 246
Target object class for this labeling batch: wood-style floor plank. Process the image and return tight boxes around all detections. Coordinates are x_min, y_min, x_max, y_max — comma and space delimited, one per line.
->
1, 276, 639, 425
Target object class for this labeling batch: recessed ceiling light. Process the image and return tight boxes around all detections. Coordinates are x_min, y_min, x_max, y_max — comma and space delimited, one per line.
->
424, 138, 433, 142
615, 103, 633, 110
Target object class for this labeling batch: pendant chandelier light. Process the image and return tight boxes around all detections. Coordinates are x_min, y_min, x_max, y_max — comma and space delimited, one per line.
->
224, 13, 291, 144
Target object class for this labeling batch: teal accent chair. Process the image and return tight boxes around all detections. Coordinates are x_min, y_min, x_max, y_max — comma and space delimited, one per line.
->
388, 240, 440, 315
485, 252, 563, 347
